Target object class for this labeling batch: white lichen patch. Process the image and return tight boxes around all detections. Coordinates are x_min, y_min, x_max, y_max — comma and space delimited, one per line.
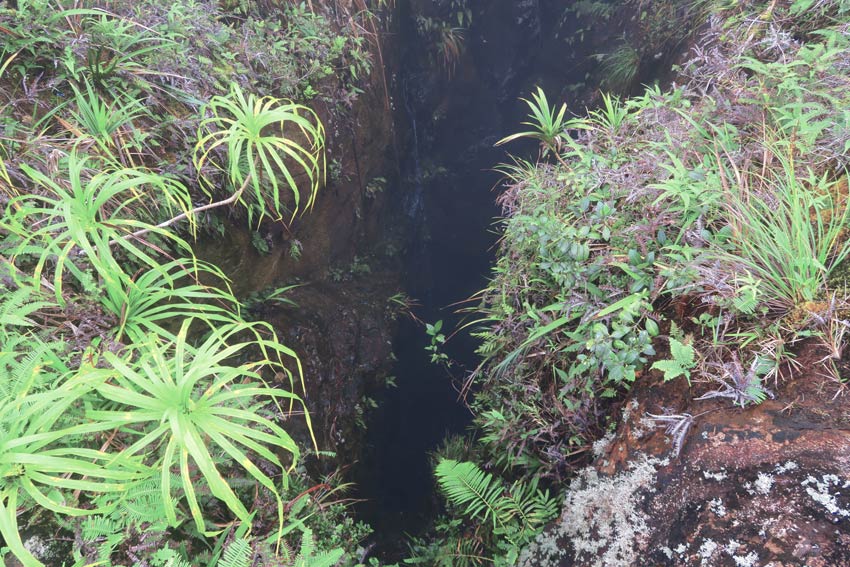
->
703, 469, 728, 482
709, 497, 727, 517
774, 461, 798, 474
722, 540, 761, 567
698, 539, 719, 565
633, 415, 654, 439
732, 551, 760, 567
519, 455, 668, 567
726, 540, 741, 554
593, 431, 616, 459
754, 472, 774, 495
24, 535, 48, 558
801, 474, 850, 520
622, 398, 639, 423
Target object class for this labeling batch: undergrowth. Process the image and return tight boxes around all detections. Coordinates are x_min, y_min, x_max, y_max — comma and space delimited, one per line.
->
436, 2, 850, 563
0, 0, 394, 565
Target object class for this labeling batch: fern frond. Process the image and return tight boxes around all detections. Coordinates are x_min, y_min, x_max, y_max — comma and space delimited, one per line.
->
0, 285, 52, 336
293, 528, 345, 567
435, 459, 505, 529
498, 478, 557, 536
0, 336, 65, 400
151, 548, 192, 567
81, 515, 121, 542
219, 538, 252, 567
119, 475, 180, 526
165, 557, 193, 567
434, 535, 489, 567
81, 515, 122, 564
435, 459, 560, 550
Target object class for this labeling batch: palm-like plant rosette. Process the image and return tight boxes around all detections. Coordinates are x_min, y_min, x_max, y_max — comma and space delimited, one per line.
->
195, 84, 326, 224
86, 318, 313, 536
0, 378, 144, 567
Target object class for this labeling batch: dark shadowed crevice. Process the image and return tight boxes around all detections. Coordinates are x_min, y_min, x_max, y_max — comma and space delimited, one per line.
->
350, 0, 606, 558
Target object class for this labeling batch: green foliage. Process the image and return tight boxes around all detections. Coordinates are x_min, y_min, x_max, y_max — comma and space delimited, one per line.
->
705, 144, 850, 316
473, 0, 850, 485
102, 258, 243, 344
69, 77, 148, 160
431, 459, 558, 565
570, 0, 615, 20
425, 320, 449, 365
588, 92, 630, 136
472, 158, 660, 473
651, 337, 696, 383
599, 42, 640, 93
292, 528, 346, 567
3, 154, 193, 305
0, 1, 365, 561
195, 83, 326, 225
497, 87, 588, 157
0, 381, 142, 566
415, 0, 472, 76
219, 538, 252, 567
88, 318, 309, 534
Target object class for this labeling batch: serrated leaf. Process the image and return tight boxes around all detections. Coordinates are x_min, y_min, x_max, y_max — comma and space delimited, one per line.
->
651, 359, 685, 381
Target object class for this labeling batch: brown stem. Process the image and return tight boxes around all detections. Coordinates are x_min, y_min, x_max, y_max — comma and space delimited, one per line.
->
0, 253, 55, 292
124, 169, 254, 242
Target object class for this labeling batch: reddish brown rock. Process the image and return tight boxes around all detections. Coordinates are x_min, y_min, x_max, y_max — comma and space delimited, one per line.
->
519, 369, 850, 567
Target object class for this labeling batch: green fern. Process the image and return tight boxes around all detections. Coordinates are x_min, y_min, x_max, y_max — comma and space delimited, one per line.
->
405, 533, 488, 567
498, 478, 559, 537
650, 337, 696, 382
164, 555, 192, 567
434, 459, 558, 547
81, 515, 121, 542
435, 460, 506, 530
293, 528, 345, 567
219, 538, 252, 567
0, 335, 66, 399
0, 285, 53, 338
119, 475, 179, 526
81, 515, 122, 563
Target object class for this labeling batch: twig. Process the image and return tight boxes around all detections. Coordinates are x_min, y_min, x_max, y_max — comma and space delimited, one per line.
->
0, 253, 56, 292
124, 167, 255, 242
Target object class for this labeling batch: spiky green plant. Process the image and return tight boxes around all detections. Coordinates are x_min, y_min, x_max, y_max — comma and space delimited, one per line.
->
588, 92, 629, 135
70, 78, 147, 151
86, 318, 312, 536
3, 154, 193, 305
599, 42, 640, 93
497, 87, 587, 157
706, 143, 850, 315
0, 377, 144, 567
99, 257, 243, 344
195, 83, 326, 225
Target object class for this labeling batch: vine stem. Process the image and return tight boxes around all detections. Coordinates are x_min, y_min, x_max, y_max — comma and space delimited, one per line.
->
124, 164, 256, 242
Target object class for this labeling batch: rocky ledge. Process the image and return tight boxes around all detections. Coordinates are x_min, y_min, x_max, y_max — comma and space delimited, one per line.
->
520, 360, 850, 567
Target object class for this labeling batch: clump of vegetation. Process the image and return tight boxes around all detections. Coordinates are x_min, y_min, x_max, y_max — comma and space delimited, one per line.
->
403, 437, 557, 567
414, 0, 472, 77
0, 0, 390, 565
599, 41, 641, 92
469, 0, 850, 485
586, 0, 736, 93
414, 1, 850, 564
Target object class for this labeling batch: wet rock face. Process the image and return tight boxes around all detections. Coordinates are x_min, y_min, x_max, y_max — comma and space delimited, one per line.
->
192, 27, 404, 462
520, 372, 850, 567
267, 275, 400, 463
